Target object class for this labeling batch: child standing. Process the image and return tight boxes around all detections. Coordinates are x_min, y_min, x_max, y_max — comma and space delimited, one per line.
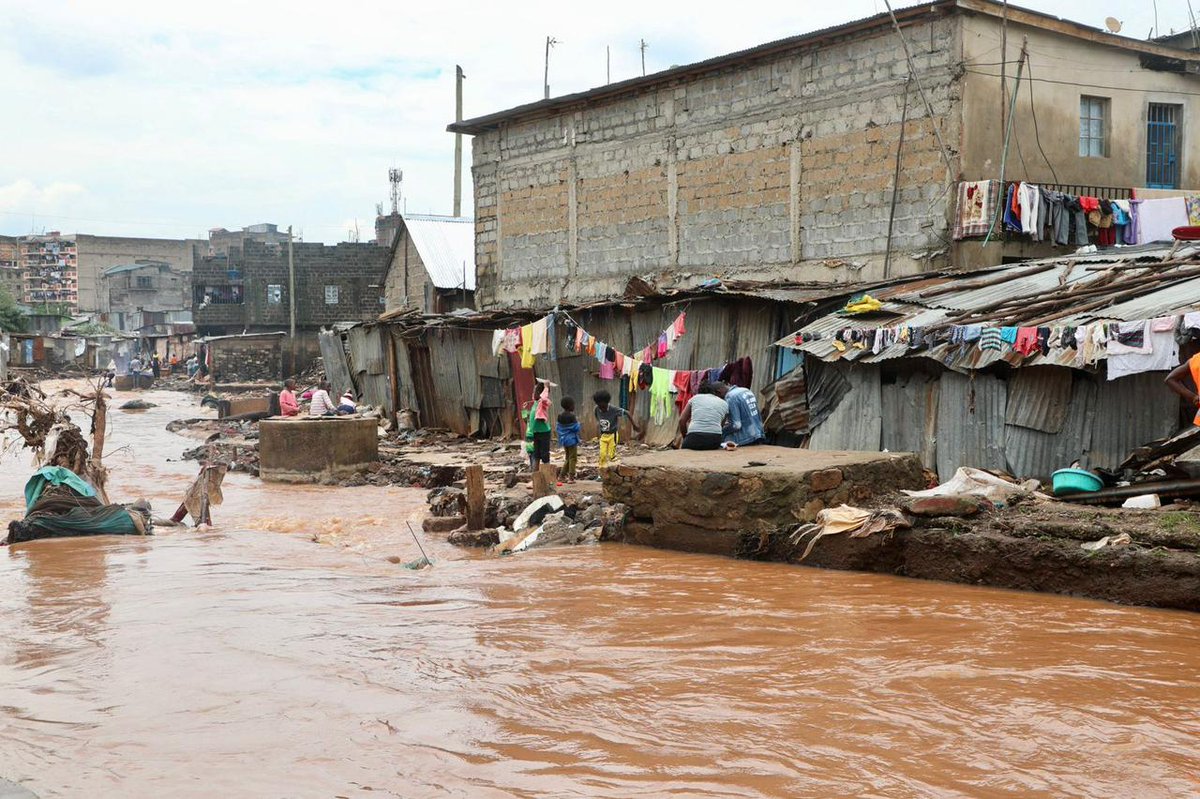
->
529, 380, 554, 470
593, 389, 643, 468
556, 396, 581, 482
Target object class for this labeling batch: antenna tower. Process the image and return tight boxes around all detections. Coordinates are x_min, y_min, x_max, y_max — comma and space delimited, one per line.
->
388, 168, 403, 214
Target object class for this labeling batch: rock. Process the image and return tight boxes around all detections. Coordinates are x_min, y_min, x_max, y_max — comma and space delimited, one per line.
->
120, 399, 156, 410
427, 487, 466, 517
449, 527, 500, 547
422, 515, 465, 533
809, 468, 844, 492
905, 494, 989, 517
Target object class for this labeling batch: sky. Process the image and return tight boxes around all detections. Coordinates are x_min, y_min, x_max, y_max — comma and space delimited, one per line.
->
0, 0, 1187, 243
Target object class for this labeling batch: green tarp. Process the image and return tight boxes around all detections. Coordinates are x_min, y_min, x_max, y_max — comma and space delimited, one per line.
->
24, 466, 95, 512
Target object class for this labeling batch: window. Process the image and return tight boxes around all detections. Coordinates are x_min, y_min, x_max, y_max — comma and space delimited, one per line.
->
1147, 103, 1182, 189
136, 276, 153, 289
267, 284, 282, 304
1079, 96, 1109, 157
324, 285, 339, 304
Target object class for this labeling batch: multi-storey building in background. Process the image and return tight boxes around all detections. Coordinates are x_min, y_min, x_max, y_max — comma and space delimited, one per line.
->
21, 233, 78, 311
0, 236, 23, 301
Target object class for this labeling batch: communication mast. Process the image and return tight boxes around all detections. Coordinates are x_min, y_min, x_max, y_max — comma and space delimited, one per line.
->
388, 168, 403, 215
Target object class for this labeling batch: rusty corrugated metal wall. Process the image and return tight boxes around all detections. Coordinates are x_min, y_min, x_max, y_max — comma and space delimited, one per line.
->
346, 326, 393, 413
809, 360, 1187, 481
378, 296, 796, 442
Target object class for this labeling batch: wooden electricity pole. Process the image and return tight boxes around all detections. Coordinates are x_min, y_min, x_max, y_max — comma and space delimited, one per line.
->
453, 65, 465, 217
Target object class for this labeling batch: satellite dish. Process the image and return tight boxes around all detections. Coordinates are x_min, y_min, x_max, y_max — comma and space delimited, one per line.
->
1105, 16, 1123, 33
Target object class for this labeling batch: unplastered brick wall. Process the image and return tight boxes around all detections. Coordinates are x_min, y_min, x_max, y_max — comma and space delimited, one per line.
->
195, 241, 389, 329
471, 11, 963, 310
211, 336, 283, 382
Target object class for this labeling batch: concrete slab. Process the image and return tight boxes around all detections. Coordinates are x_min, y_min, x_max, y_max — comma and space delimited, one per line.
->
259, 417, 379, 483
602, 446, 924, 557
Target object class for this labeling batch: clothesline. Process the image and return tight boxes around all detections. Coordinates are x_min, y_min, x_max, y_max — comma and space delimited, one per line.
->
795, 312, 1200, 381
954, 180, 1198, 247
491, 310, 689, 374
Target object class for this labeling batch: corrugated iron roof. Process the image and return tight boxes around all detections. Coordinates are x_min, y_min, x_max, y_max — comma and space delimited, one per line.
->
403, 214, 475, 291
777, 242, 1200, 371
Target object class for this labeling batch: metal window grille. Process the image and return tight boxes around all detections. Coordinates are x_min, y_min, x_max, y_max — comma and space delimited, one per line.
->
1146, 103, 1182, 189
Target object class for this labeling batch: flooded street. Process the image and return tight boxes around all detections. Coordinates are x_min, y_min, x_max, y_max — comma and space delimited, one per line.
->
0, 386, 1197, 798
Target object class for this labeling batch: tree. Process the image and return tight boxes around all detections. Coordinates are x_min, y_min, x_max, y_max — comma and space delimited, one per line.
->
0, 285, 26, 333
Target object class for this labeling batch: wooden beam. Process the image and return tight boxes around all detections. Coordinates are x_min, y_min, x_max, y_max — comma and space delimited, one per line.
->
465, 464, 486, 530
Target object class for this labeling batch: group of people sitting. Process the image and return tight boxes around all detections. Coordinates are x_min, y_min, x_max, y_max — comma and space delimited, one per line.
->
277, 379, 358, 418
676, 380, 765, 450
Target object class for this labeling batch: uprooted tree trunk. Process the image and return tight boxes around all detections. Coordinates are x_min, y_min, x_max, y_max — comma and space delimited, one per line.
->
2, 377, 111, 503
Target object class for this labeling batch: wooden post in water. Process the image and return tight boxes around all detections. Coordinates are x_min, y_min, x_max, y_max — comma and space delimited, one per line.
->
532, 464, 558, 498
465, 464, 486, 530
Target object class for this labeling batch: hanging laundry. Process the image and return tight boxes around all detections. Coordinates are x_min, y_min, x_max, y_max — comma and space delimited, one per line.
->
1108, 318, 1179, 381
649, 367, 672, 424
574, 327, 584, 353
491, 329, 505, 357
520, 323, 536, 369
530, 317, 549, 355
1066, 196, 1089, 245
656, 333, 669, 359
546, 314, 557, 361
587, 336, 597, 357
979, 328, 1002, 351
720, 357, 753, 388
1035, 327, 1052, 356
637, 363, 653, 391
1003, 183, 1021, 231
605, 345, 617, 363
953, 180, 1000, 239
595, 341, 607, 364
614, 351, 625, 373
1000, 327, 1018, 345
674, 312, 687, 337
673, 370, 694, 412
1013, 327, 1039, 357
1136, 197, 1189, 244
1018, 183, 1041, 239
502, 328, 521, 353
599, 360, 615, 380
1183, 312, 1200, 332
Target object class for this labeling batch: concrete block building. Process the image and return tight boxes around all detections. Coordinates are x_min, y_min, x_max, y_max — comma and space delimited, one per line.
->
382, 213, 476, 313
100, 260, 191, 332
450, 0, 1200, 310
192, 240, 390, 373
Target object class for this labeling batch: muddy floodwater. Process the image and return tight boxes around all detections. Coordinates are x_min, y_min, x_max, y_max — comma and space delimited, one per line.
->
0, 384, 1197, 798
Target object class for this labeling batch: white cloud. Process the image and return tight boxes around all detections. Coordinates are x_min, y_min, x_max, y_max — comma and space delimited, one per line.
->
0, 180, 87, 226
0, 0, 1181, 240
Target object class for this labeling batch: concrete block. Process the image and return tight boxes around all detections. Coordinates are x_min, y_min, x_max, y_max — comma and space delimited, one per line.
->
259, 418, 379, 483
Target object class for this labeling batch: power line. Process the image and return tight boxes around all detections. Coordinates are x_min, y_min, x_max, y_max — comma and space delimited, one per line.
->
1024, 57, 1059, 184
964, 67, 1200, 98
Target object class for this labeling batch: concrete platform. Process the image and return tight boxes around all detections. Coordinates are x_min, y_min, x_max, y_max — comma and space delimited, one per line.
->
259, 417, 379, 483
602, 446, 925, 556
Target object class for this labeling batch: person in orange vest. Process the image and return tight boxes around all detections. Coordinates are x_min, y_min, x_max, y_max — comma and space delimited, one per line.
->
1164, 353, 1200, 425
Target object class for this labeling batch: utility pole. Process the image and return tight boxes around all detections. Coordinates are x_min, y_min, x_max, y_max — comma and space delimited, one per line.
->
544, 37, 558, 99
640, 39, 648, 76
287, 225, 296, 374
606, 45, 611, 83
999, 0, 1009, 135
454, 65, 465, 217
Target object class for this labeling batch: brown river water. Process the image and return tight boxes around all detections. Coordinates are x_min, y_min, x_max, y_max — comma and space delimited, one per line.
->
0, 384, 1197, 798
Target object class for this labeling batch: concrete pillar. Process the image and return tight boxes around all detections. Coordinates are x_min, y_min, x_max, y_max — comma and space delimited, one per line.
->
789, 132, 803, 265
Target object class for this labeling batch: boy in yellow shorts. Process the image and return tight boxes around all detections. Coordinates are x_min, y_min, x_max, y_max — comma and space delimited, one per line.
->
593, 389, 642, 467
